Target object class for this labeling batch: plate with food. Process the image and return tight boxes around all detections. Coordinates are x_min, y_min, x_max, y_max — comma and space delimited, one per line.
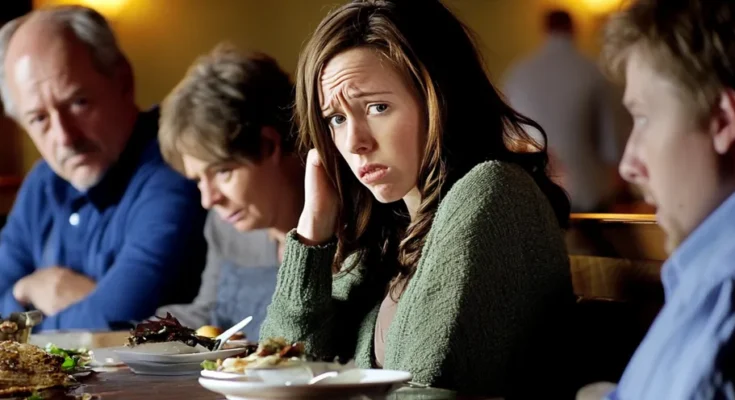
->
200, 337, 364, 385
88, 320, 249, 367
198, 369, 412, 399
116, 347, 249, 364
113, 314, 249, 373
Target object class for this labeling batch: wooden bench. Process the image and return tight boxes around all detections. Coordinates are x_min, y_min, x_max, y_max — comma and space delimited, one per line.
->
566, 214, 664, 386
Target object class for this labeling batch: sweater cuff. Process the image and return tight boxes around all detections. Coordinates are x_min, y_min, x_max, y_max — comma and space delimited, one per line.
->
273, 230, 338, 309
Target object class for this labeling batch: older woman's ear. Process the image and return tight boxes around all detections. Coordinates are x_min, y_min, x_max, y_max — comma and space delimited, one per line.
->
259, 126, 283, 161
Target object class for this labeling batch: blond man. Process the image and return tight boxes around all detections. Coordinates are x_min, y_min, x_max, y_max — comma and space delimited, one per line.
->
595, 0, 735, 398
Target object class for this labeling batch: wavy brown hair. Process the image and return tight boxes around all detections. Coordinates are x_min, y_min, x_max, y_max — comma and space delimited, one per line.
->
296, 0, 570, 297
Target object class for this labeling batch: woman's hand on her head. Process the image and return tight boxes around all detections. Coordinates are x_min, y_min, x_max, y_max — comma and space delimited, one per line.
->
297, 149, 339, 245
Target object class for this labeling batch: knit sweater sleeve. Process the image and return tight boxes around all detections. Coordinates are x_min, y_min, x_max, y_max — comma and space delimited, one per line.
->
259, 230, 377, 362
386, 161, 571, 395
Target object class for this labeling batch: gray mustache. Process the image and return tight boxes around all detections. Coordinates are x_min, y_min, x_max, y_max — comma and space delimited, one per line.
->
55, 140, 100, 166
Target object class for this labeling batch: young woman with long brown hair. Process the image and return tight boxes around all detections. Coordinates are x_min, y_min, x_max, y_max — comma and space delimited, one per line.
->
260, 0, 574, 396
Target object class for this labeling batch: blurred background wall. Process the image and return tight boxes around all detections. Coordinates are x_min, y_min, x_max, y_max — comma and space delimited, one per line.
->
12, 0, 623, 174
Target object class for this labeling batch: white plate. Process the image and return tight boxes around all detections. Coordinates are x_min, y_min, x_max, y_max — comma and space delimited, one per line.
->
126, 360, 205, 376
119, 341, 206, 355
88, 346, 127, 367
202, 369, 252, 380
115, 347, 247, 364
201, 361, 360, 384
198, 369, 411, 399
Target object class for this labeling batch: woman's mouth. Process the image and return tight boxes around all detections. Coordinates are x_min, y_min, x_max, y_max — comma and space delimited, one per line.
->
224, 209, 245, 224
358, 164, 389, 185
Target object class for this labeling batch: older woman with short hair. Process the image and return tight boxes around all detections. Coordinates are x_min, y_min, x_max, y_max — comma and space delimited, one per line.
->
155, 44, 304, 340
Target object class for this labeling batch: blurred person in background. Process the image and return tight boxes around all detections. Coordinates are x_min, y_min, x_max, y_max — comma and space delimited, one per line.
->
504, 9, 630, 212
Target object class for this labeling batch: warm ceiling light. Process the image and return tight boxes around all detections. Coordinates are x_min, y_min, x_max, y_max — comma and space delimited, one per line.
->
580, 0, 625, 15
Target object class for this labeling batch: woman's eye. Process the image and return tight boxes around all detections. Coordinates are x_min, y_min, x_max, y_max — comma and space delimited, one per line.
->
368, 104, 388, 114
329, 115, 346, 127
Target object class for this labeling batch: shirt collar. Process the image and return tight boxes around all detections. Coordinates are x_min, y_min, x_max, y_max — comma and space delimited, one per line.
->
663, 191, 735, 296
67, 107, 159, 210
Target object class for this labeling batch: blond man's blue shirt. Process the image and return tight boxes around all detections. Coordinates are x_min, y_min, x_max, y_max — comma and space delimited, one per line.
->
608, 193, 735, 399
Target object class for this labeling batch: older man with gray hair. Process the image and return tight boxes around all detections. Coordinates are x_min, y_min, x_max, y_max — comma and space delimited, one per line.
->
0, 5, 207, 330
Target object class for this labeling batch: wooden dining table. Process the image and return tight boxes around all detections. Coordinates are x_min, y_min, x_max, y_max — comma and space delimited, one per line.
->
42, 367, 493, 400
26, 333, 498, 400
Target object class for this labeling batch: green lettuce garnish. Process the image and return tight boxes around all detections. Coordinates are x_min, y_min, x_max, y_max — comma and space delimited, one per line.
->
45, 343, 89, 373
201, 360, 218, 371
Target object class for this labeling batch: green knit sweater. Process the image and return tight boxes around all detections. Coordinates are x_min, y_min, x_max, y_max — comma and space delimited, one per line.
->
260, 161, 574, 397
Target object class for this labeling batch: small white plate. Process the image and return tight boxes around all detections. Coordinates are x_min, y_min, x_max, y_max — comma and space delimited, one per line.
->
115, 347, 247, 364
198, 369, 411, 399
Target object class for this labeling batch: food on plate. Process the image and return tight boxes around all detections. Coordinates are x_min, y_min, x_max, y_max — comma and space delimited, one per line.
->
44, 344, 90, 373
0, 311, 43, 344
200, 360, 218, 371
195, 325, 245, 341
0, 321, 18, 333
0, 341, 72, 396
195, 325, 222, 338
202, 337, 306, 372
127, 313, 217, 351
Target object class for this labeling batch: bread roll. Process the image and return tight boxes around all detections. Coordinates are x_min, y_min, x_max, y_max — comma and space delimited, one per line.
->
196, 325, 222, 338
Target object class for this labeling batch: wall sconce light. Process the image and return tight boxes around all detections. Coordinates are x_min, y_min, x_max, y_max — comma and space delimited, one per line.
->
579, 0, 625, 15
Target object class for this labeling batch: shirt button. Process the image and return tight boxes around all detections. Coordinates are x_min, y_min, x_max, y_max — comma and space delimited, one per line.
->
69, 213, 80, 226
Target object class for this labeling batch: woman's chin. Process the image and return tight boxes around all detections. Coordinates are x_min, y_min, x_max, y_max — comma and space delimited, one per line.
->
232, 217, 265, 233
368, 184, 408, 204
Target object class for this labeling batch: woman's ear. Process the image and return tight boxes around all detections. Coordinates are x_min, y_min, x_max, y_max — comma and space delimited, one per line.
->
260, 126, 283, 163
712, 89, 735, 155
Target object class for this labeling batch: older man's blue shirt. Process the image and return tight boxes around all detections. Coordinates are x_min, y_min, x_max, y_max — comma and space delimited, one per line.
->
608, 193, 735, 399
0, 108, 207, 330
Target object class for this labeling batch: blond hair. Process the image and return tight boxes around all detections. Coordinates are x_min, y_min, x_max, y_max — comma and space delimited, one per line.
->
601, 0, 735, 125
